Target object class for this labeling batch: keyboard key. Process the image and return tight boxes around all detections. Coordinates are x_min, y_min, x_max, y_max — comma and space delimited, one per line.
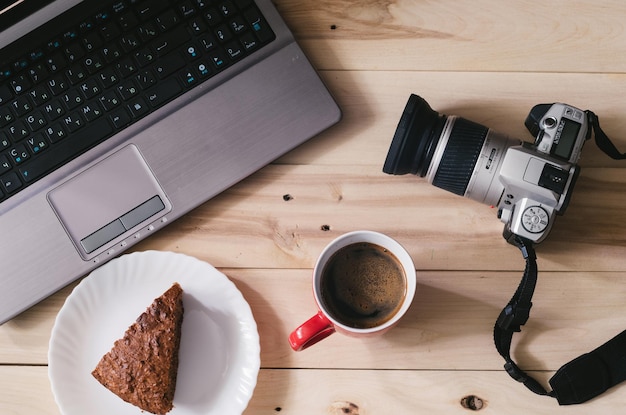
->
102, 43, 123, 62
0, 84, 13, 105
0, 134, 9, 151
219, 1, 236, 17
8, 144, 30, 164
7, 121, 29, 142
82, 32, 103, 52
195, 61, 211, 78
11, 96, 33, 115
118, 12, 138, 31
135, 48, 156, 67
116, 58, 138, 77
79, 78, 102, 99
152, 26, 191, 58
198, 33, 218, 51
25, 110, 47, 131
28, 85, 51, 105
0, 172, 22, 194
215, 24, 233, 43
224, 40, 244, 60
26, 134, 48, 154
240, 32, 258, 51
66, 65, 87, 84
63, 111, 85, 132
244, 8, 274, 43
120, 34, 141, 52
80, 103, 104, 122
43, 99, 65, 120
112, 1, 127, 14
208, 50, 228, 69
45, 123, 67, 143
110, 108, 130, 128
0, 154, 11, 172
98, 91, 121, 110
137, 22, 159, 42
10, 74, 31, 94
128, 98, 149, 118
189, 17, 207, 34
98, 68, 120, 88
47, 75, 69, 95
229, 16, 247, 34
180, 69, 198, 87
136, 0, 170, 21
63, 42, 85, 63
27, 64, 49, 83
154, 53, 185, 79
204, 8, 223, 26
136, 70, 157, 89
0, 107, 15, 127
179, 2, 197, 18
45, 52, 66, 73
62, 89, 85, 109
83, 54, 105, 74
117, 79, 139, 100
146, 78, 182, 107
156, 10, 180, 31
100, 22, 121, 42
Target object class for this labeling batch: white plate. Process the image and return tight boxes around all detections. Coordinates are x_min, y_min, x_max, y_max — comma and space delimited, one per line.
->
49, 251, 260, 415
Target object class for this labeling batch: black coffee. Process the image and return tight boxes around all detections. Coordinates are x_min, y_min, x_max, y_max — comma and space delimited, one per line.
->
320, 242, 406, 329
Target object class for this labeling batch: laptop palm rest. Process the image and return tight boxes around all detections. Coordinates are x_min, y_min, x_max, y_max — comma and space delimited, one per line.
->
48, 145, 171, 260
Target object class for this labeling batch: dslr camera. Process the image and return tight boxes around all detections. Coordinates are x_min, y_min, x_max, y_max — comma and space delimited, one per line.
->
383, 95, 590, 244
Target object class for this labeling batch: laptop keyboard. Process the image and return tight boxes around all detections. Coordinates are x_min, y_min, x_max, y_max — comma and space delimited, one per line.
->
0, 0, 275, 203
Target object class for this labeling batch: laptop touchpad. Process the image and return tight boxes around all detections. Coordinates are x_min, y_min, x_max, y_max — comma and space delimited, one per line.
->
48, 145, 171, 260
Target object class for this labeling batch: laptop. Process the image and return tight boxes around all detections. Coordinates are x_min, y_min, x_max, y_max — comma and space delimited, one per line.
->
0, 0, 341, 324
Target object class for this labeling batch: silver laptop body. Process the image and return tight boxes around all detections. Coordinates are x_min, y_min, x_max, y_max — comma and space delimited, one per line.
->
0, 0, 341, 323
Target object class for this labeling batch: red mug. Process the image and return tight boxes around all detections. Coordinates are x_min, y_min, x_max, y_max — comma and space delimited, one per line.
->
289, 231, 416, 351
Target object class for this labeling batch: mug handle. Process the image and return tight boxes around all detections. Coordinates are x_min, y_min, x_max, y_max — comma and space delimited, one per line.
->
289, 311, 335, 351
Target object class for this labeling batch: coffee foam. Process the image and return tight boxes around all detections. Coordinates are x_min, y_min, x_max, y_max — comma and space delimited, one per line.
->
321, 242, 406, 329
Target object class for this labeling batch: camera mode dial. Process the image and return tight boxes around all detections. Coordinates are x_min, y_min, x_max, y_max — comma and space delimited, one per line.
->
521, 205, 550, 234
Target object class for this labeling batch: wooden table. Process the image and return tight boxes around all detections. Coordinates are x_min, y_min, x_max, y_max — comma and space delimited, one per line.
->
3, 0, 626, 413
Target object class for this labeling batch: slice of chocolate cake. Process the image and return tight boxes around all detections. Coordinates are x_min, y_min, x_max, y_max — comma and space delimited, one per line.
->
92, 282, 184, 415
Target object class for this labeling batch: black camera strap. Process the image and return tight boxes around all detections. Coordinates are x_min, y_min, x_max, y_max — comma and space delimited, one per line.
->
494, 236, 626, 404
586, 110, 626, 160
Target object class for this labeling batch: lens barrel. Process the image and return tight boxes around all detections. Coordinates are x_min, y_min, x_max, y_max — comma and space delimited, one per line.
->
431, 117, 488, 196
383, 95, 489, 197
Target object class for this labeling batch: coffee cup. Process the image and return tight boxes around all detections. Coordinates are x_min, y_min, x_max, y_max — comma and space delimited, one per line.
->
289, 230, 416, 351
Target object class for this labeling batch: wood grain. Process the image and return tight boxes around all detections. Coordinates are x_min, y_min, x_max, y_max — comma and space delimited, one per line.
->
275, 0, 626, 73
2, 367, 622, 415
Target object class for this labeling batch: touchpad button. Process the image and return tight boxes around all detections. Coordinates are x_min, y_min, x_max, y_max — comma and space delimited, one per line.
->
48, 145, 171, 259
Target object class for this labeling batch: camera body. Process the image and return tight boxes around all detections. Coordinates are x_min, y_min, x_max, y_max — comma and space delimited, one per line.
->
497, 103, 588, 243
383, 95, 590, 244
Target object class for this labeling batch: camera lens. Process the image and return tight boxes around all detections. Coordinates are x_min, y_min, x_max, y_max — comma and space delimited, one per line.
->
384, 95, 517, 205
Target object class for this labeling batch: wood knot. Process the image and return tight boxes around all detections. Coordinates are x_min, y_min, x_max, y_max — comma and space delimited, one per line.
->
461, 395, 485, 411
330, 401, 359, 414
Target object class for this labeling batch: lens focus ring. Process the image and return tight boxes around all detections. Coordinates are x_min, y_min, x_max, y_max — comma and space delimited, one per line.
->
432, 118, 488, 196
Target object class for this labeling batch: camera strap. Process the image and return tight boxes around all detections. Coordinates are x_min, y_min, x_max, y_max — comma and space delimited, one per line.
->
586, 110, 626, 160
494, 236, 626, 405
